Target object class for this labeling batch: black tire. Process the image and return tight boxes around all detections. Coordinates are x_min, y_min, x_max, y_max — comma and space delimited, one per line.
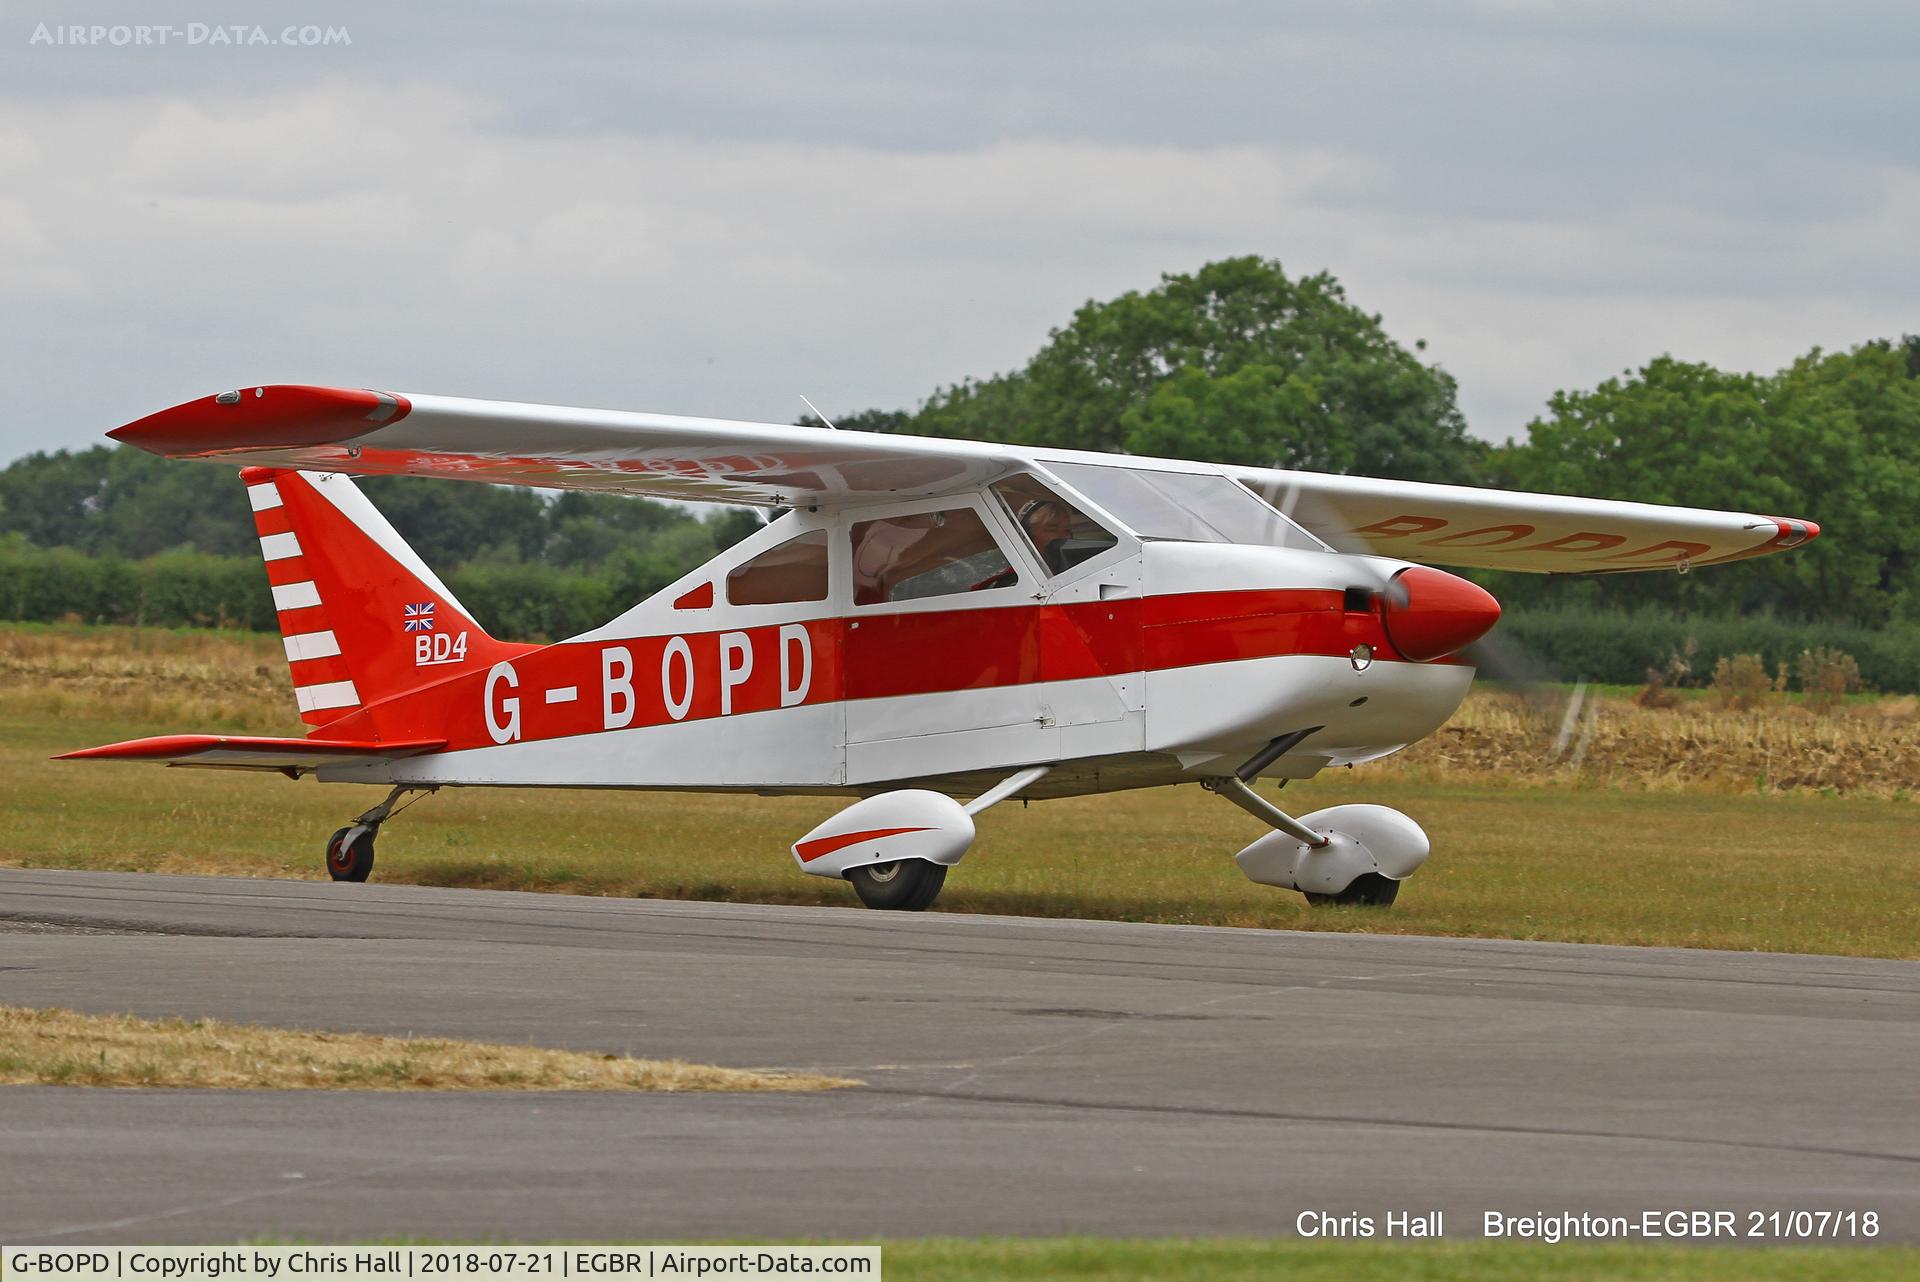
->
325, 825, 376, 883
846, 859, 947, 911
1304, 872, 1399, 908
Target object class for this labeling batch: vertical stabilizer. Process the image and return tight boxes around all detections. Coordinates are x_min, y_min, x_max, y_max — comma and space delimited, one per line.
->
240, 467, 527, 727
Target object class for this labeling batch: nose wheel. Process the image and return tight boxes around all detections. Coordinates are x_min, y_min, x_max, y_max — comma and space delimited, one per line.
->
1303, 872, 1401, 907
322, 785, 433, 884
1203, 740, 1427, 909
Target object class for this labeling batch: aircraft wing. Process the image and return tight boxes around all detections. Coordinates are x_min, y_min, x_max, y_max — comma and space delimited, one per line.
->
57, 734, 447, 773
108, 386, 1818, 570
109, 385, 1017, 508
1225, 467, 1818, 574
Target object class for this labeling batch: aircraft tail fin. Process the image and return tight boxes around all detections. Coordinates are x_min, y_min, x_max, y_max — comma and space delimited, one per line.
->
240, 467, 526, 727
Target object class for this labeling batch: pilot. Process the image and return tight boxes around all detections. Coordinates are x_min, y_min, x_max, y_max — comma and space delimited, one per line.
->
1017, 499, 1075, 574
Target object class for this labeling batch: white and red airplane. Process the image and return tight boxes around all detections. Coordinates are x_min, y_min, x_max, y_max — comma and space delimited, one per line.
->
65, 385, 1819, 910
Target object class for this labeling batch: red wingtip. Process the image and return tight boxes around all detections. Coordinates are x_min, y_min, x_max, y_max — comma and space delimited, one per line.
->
108, 385, 410, 457
1768, 517, 1819, 550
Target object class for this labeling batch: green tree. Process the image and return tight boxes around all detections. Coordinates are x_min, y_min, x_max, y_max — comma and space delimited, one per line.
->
1489, 341, 1920, 624
0, 445, 255, 556
1121, 363, 1352, 472
915, 256, 1485, 481
0, 445, 754, 585
94, 446, 259, 557
795, 409, 914, 434
1780, 338, 1920, 620
543, 491, 694, 568
357, 476, 550, 567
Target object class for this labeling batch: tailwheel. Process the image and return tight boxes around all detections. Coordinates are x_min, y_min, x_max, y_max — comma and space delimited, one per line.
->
325, 825, 377, 883
846, 859, 947, 911
323, 785, 432, 884
1304, 872, 1400, 908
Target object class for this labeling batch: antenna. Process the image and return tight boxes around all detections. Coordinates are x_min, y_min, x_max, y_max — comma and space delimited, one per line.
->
798, 394, 837, 430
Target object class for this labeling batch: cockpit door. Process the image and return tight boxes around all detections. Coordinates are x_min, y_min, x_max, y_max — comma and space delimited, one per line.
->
988, 473, 1143, 749
840, 496, 1053, 784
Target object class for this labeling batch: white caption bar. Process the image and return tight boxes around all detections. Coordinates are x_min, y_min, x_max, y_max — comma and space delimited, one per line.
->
0, 1247, 883, 1281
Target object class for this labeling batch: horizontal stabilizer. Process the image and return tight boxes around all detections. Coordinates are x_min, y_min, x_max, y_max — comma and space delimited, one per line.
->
57, 734, 446, 773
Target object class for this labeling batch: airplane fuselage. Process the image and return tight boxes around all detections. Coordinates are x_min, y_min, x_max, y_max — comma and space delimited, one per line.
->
316, 532, 1477, 800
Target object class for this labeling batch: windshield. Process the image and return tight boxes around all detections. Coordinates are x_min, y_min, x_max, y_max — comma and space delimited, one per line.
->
1044, 463, 1327, 551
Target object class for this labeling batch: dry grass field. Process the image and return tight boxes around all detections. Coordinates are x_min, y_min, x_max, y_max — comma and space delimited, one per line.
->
2, 623, 1915, 957
0, 1005, 851, 1091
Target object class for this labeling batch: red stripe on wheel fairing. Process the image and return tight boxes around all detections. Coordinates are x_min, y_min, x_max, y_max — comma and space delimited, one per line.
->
793, 826, 935, 863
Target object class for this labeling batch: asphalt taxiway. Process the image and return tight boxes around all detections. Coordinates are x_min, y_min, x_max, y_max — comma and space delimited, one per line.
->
1, 868, 1913, 1243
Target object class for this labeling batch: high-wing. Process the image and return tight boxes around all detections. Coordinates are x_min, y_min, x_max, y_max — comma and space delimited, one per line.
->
110, 385, 1816, 573
1225, 466, 1817, 574
110, 385, 1017, 507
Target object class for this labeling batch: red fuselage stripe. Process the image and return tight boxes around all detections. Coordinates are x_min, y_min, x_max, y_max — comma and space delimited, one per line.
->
321, 588, 1405, 750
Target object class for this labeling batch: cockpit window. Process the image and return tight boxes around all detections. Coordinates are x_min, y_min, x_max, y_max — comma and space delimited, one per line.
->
989, 475, 1120, 575
1044, 462, 1326, 551
851, 506, 1016, 605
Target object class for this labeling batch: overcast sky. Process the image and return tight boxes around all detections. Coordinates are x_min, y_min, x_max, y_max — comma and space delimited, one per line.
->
3, 1, 1916, 463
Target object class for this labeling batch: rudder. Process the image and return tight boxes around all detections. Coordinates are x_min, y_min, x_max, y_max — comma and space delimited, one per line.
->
241, 467, 526, 727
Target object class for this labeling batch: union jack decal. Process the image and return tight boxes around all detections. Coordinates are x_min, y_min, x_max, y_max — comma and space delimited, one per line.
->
402, 602, 436, 632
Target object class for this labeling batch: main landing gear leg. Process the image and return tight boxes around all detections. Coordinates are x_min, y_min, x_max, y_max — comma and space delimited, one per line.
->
1200, 775, 1329, 850
1202, 728, 1422, 909
325, 784, 435, 883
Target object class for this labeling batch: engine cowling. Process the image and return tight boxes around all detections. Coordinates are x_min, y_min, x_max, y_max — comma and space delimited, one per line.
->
790, 789, 976, 878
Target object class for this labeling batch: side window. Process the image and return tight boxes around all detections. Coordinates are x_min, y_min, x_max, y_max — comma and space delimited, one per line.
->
991, 475, 1120, 575
850, 507, 1016, 606
726, 529, 829, 606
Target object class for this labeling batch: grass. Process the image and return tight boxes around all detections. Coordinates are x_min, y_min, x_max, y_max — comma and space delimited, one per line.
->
877, 1239, 1919, 1279
0, 1004, 854, 1091
3, 623, 1916, 958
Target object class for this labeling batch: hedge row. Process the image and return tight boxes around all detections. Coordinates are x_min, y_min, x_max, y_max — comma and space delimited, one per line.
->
1496, 606, 1920, 694
0, 547, 280, 631
0, 547, 634, 642
5, 544, 1916, 692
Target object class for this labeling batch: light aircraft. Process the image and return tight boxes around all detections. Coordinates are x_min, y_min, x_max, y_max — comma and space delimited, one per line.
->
66, 385, 1819, 910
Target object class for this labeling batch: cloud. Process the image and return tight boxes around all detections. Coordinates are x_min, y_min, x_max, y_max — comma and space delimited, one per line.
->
2, 4, 1916, 464
0, 82, 1391, 446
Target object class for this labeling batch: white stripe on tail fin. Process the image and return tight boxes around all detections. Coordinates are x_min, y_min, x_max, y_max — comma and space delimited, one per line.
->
240, 467, 526, 728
